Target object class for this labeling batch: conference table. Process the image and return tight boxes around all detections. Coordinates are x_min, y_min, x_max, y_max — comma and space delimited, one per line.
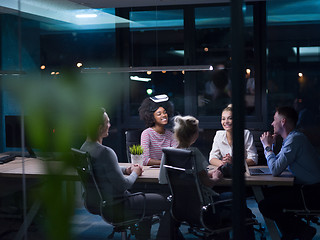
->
0, 157, 294, 186
0, 156, 294, 240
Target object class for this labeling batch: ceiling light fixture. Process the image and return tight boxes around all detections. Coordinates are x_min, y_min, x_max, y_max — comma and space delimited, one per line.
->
0, 71, 25, 75
75, 14, 97, 18
130, 76, 151, 82
81, 65, 213, 73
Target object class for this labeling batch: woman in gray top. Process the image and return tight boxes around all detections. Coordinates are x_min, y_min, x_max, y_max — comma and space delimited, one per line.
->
81, 108, 178, 240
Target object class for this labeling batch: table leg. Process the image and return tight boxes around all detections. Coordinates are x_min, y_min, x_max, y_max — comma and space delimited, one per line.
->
251, 186, 280, 240
14, 200, 41, 240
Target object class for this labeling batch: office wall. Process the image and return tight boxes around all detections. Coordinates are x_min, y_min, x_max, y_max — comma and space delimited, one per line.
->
0, 15, 40, 152
0, 1, 319, 158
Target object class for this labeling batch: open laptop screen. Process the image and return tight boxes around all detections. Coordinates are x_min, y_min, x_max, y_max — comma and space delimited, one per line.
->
244, 160, 271, 176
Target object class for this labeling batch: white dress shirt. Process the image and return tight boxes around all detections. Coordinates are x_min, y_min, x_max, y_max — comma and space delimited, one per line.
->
209, 129, 258, 164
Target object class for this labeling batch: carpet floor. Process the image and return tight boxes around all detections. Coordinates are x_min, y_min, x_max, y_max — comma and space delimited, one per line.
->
71, 198, 320, 240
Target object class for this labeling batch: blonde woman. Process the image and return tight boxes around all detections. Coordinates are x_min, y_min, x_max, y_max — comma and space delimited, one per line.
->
209, 104, 258, 167
160, 115, 255, 240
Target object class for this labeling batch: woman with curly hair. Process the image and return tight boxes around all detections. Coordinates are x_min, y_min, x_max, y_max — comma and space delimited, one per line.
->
139, 95, 178, 166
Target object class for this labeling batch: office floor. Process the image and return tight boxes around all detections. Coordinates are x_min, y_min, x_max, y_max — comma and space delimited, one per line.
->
0, 198, 319, 239
71, 198, 320, 240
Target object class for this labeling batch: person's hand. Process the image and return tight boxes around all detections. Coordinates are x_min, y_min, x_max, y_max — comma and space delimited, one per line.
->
222, 153, 232, 165
210, 169, 223, 183
125, 166, 133, 175
260, 132, 275, 148
132, 164, 143, 176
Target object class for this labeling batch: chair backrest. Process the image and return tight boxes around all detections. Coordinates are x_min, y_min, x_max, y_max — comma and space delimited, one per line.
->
125, 129, 143, 163
71, 148, 140, 225
71, 148, 102, 215
162, 147, 204, 226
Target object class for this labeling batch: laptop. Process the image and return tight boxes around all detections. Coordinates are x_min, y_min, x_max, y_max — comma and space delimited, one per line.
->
245, 161, 271, 176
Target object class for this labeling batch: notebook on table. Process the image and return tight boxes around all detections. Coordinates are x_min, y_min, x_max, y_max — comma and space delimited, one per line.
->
245, 161, 271, 176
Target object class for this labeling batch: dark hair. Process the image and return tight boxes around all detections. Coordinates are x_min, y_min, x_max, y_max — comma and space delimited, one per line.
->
138, 97, 174, 128
86, 107, 107, 141
276, 106, 298, 127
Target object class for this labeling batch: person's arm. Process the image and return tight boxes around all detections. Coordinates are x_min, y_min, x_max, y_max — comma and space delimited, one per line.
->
246, 158, 256, 166
121, 166, 128, 174
123, 164, 143, 176
244, 130, 258, 166
102, 148, 140, 192
140, 129, 153, 165
210, 157, 224, 167
194, 148, 223, 188
147, 158, 161, 165
209, 133, 223, 166
261, 132, 292, 176
198, 169, 223, 188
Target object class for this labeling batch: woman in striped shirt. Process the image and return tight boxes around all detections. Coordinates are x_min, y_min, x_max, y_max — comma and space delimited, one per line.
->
139, 96, 178, 166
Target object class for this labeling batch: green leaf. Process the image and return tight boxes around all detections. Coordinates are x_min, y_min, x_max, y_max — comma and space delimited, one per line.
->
129, 144, 144, 155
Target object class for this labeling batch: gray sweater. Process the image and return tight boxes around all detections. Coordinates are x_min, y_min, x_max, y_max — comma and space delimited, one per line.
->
81, 141, 138, 201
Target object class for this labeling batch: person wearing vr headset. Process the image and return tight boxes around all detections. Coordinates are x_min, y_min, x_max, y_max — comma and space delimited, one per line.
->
139, 94, 178, 166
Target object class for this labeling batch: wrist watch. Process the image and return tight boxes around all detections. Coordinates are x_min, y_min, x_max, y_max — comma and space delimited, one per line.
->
265, 146, 272, 152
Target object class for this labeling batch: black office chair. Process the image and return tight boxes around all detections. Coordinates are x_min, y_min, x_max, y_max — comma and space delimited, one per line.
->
162, 147, 261, 240
161, 148, 234, 239
125, 129, 143, 163
283, 183, 320, 226
71, 148, 147, 240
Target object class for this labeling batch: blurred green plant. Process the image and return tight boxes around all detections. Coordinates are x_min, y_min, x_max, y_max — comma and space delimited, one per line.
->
129, 144, 144, 155
3, 69, 123, 240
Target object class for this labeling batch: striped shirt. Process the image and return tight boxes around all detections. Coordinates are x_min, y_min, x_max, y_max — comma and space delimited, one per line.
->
141, 127, 178, 165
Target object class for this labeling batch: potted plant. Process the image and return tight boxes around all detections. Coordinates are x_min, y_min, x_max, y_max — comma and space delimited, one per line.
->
129, 145, 144, 165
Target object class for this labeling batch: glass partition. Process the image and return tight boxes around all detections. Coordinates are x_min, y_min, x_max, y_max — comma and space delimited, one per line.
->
129, 8, 185, 116
1, 1, 320, 238
195, 4, 256, 117
266, 0, 320, 130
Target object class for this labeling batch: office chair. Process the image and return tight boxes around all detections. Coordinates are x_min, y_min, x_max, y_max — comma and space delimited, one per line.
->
125, 129, 143, 163
283, 184, 320, 226
162, 147, 260, 239
71, 148, 147, 240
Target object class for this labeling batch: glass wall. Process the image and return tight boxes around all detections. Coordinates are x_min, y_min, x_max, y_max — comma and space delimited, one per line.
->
195, 5, 256, 117
1, 0, 319, 171
128, 8, 185, 116
1, 1, 319, 165
266, 0, 320, 132
1, 1, 320, 238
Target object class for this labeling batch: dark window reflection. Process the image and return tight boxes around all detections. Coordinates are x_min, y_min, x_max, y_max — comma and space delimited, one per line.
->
129, 71, 185, 116
195, 5, 255, 116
